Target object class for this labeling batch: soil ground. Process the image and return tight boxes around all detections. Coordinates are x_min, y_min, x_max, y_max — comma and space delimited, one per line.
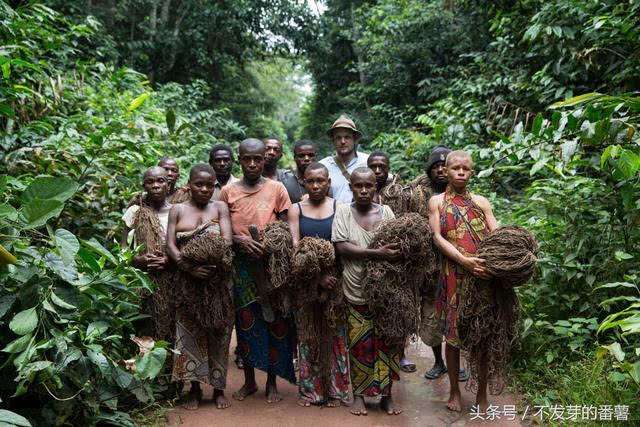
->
166, 332, 525, 427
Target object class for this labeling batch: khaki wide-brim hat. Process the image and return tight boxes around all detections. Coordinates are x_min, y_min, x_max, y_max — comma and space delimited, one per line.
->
326, 114, 363, 140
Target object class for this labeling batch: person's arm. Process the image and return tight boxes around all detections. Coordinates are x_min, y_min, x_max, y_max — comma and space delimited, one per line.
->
216, 202, 233, 244
474, 195, 499, 232
288, 203, 301, 246
165, 204, 185, 268
428, 196, 488, 278
275, 182, 291, 222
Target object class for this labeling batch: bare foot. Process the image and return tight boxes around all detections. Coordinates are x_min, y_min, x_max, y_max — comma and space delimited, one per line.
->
182, 387, 202, 410
297, 397, 311, 407
475, 395, 489, 413
326, 398, 341, 408
447, 389, 462, 412
350, 396, 367, 416
232, 383, 258, 401
214, 390, 231, 409
381, 396, 402, 415
266, 382, 282, 403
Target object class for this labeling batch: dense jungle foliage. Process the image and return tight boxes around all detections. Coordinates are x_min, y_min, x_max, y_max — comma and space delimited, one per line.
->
1, 0, 639, 425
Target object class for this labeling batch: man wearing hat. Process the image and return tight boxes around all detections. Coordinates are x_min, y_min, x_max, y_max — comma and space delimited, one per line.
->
319, 114, 369, 203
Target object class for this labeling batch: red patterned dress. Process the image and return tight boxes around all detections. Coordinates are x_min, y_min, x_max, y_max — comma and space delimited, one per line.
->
435, 186, 489, 347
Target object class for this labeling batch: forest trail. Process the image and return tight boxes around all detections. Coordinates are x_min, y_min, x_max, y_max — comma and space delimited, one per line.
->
166, 335, 524, 426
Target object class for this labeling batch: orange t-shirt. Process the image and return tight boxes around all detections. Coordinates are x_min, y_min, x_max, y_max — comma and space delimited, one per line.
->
219, 178, 292, 236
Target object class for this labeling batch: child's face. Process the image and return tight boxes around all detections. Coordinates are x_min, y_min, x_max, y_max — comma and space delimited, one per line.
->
446, 156, 474, 188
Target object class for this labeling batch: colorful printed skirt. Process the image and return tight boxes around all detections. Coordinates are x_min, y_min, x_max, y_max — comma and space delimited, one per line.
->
298, 326, 350, 404
172, 308, 231, 389
347, 304, 401, 397
234, 256, 296, 384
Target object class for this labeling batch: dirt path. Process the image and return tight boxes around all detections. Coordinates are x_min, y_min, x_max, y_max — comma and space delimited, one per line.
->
167, 334, 524, 426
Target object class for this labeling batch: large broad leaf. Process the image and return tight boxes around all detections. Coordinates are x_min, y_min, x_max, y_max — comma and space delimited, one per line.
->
550, 92, 603, 109
54, 229, 79, 264
19, 199, 64, 229
0, 294, 16, 318
82, 238, 117, 265
128, 92, 150, 112
136, 347, 167, 380
86, 321, 109, 340
21, 176, 78, 204
2, 333, 32, 353
44, 253, 78, 283
51, 291, 76, 310
0, 409, 32, 427
0, 203, 18, 222
9, 307, 38, 335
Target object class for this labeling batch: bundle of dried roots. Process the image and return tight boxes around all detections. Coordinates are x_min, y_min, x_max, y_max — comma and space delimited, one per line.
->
177, 233, 234, 330
132, 205, 174, 340
291, 237, 345, 393
362, 213, 436, 340
457, 226, 537, 394
477, 226, 538, 288
168, 186, 191, 204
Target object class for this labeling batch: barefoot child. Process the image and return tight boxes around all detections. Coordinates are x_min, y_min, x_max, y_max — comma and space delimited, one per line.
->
288, 162, 350, 408
166, 164, 234, 410
332, 167, 403, 416
427, 150, 498, 412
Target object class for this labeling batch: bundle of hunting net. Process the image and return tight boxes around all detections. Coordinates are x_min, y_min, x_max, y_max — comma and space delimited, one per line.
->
362, 213, 436, 340
132, 205, 175, 341
291, 237, 345, 393
262, 221, 294, 291
405, 174, 434, 218
457, 276, 519, 395
291, 237, 345, 331
380, 180, 408, 216
260, 221, 294, 313
477, 226, 538, 288
168, 186, 191, 204
176, 232, 234, 330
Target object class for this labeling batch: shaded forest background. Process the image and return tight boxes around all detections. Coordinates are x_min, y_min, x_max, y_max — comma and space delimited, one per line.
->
1, 0, 639, 425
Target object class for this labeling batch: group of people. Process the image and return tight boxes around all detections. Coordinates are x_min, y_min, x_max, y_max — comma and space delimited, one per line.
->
121, 114, 498, 415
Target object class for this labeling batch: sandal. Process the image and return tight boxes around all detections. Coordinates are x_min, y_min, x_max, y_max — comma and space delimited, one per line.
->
424, 364, 447, 380
400, 357, 417, 373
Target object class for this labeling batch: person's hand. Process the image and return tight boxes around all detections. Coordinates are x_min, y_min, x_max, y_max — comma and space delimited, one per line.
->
191, 265, 216, 279
376, 243, 402, 261
134, 253, 162, 270
234, 235, 264, 258
320, 274, 338, 290
147, 253, 168, 271
463, 256, 490, 279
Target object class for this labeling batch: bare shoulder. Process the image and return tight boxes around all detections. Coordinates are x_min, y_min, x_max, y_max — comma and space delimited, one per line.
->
471, 194, 493, 210
428, 193, 444, 209
213, 200, 228, 211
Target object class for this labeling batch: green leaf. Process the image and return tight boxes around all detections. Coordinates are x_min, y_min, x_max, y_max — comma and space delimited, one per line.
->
136, 347, 166, 380
0, 409, 32, 427
0, 203, 18, 221
82, 238, 117, 265
561, 139, 578, 162
2, 333, 33, 353
19, 199, 64, 229
51, 292, 76, 310
600, 145, 620, 168
54, 229, 79, 264
477, 167, 494, 178
0, 103, 16, 118
0, 294, 16, 318
550, 92, 603, 109
166, 108, 176, 134
531, 114, 544, 135
77, 248, 101, 272
21, 176, 78, 204
44, 253, 78, 283
595, 281, 638, 291
9, 307, 38, 336
614, 251, 634, 261
530, 158, 548, 176
602, 342, 625, 362
86, 321, 109, 340
87, 349, 111, 376
127, 92, 150, 112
